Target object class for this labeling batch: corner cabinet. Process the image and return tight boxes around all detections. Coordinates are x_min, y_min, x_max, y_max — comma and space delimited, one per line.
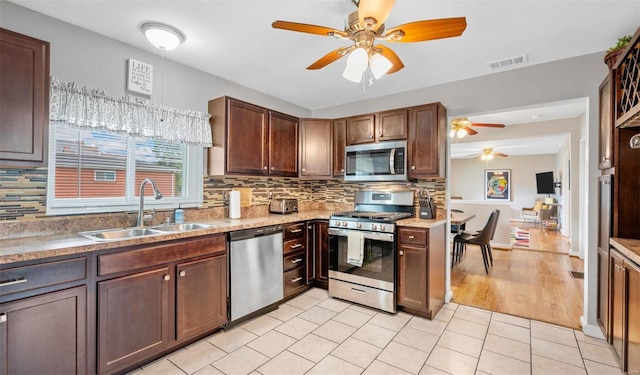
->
396, 223, 446, 319
408, 103, 446, 178
208, 96, 298, 176
0, 28, 50, 168
95, 234, 227, 374
306, 220, 329, 289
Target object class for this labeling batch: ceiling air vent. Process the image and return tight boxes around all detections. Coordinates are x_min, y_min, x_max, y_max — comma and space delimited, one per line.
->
488, 54, 529, 70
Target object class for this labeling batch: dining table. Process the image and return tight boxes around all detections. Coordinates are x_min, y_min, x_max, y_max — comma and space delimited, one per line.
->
450, 212, 476, 234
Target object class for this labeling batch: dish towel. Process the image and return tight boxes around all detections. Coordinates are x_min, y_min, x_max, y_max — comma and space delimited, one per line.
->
347, 231, 364, 267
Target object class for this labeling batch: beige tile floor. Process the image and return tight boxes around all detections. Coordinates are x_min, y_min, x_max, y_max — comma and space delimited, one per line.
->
131, 288, 621, 375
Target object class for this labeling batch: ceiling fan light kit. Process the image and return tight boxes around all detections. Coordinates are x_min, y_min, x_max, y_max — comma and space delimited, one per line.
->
141, 22, 185, 51
450, 117, 505, 138
272, 0, 466, 82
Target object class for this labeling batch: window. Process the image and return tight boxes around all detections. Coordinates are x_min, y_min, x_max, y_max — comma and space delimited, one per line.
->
47, 124, 203, 215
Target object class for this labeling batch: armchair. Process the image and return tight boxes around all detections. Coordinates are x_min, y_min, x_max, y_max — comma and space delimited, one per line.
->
521, 200, 544, 227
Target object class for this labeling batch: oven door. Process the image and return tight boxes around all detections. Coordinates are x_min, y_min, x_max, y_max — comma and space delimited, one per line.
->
328, 227, 395, 291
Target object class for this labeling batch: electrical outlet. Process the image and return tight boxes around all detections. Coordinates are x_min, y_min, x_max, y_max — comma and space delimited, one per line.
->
268, 191, 273, 200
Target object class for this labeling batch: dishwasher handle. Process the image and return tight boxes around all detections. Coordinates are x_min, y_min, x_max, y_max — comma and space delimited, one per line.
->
229, 225, 283, 241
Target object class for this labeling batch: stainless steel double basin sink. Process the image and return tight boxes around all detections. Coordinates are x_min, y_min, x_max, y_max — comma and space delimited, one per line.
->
79, 223, 213, 241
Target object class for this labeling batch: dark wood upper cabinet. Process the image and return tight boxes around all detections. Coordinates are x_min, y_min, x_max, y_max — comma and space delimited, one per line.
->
300, 119, 332, 178
408, 103, 446, 178
207, 97, 298, 176
346, 110, 407, 145
599, 75, 614, 170
0, 28, 49, 168
269, 111, 298, 177
333, 118, 346, 177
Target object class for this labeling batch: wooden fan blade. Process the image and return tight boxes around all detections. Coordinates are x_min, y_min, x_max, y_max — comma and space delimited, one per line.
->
272, 20, 347, 38
385, 17, 467, 43
464, 127, 478, 136
470, 123, 506, 128
375, 44, 404, 74
307, 46, 352, 70
358, 0, 395, 27
494, 152, 509, 157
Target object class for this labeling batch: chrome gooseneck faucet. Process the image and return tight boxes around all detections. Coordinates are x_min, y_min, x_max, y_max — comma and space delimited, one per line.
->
137, 178, 163, 227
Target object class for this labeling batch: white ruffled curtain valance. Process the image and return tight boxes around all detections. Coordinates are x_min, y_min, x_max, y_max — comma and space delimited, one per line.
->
49, 78, 212, 146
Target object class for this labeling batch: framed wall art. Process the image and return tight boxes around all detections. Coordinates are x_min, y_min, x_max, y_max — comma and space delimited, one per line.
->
485, 169, 511, 201
127, 58, 153, 95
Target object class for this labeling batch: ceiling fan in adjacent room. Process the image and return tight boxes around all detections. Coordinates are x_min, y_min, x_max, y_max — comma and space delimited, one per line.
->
271, 0, 467, 82
450, 117, 506, 138
470, 147, 509, 160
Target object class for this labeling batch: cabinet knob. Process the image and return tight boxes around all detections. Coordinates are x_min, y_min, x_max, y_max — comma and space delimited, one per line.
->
263, 166, 268, 170
0, 313, 6, 324
341, 168, 344, 172
179, 270, 186, 277
399, 250, 404, 256
163, 275, 171, 281
271, 167, 275, 170
411, 165, 416, 170
302, 168, 306, 172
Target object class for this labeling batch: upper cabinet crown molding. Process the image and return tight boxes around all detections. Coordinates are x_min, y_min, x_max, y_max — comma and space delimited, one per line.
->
0, 28, 50, 168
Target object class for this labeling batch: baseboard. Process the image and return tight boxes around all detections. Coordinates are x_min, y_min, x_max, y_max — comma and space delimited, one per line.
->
580, 316, 605, 339
568, 249, 580, 257
445, 290, 453, 303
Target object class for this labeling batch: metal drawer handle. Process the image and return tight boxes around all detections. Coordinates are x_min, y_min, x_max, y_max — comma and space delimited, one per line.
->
290, 258, 303, 264
408, 235, 415, 239
399, 250, 404, 256
0, 314, 6, 324
290, 229, 303, 233
291, 277, 302, 283
179, 270, 186, 277
0, 278, 27, 288
290, 243, 302, 249
351, 288, 365, 294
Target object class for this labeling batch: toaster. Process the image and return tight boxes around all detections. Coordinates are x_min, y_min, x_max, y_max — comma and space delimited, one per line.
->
269, 199, 298, 214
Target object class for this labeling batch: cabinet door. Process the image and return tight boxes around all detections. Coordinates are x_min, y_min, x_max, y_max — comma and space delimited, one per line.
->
408, 104, 445, 178
626, 259, 640, 375
315, 221, 329, 289
333, 119, 346, 177
397, 244, 428, 311
377, 109, 408, 142
599, 75, 613, 170
300, 119, 332, 178
0, 286, 86, 375
597, 247, 610, 339
306, 223, 316, 285
0, 29, 49, 168
269, 111, 298, 176
176, 255, 227, 341
346, 114, 375, 145
98, 267, 170, 374
610, 249, 625, 365
226, 99, 269, 174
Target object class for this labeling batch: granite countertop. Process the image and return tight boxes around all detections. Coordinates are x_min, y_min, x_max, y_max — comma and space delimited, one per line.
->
610, 237, 640, 266
1, 211, 444, 265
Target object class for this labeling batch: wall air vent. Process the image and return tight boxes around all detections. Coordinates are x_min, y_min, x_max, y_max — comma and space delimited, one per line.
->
487, 54, 529, 70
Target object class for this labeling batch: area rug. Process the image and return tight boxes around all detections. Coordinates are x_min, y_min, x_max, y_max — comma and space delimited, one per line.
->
511, 227, 530, 247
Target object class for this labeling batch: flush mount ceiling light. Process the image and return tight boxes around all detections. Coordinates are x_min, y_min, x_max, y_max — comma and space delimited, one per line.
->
141, 22, 185, 51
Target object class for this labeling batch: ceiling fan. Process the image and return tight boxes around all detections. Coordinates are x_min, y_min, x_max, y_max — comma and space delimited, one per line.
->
470, 147, 508, 160
271, 0, 467, 82
450, 117, 506, 138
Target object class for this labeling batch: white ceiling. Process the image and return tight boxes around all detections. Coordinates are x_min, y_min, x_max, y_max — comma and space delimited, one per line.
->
450, 134, 570, 159
8, 0, 639, 111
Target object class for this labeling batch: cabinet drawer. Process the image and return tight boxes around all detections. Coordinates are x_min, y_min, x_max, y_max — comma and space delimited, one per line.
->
0, 257, 86, 296
98, 234, 225, 276
284, 223, 305, 240
284, 238, 305, 255
284, 251, 305, 272
284, 267, 305, 296
398, 228, 427, 246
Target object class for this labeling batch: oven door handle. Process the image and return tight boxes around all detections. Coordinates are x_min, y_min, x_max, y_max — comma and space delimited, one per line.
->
328, 228, 394, 242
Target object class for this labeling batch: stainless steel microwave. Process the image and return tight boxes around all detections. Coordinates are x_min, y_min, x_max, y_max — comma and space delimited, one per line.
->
344, 140, 407, 182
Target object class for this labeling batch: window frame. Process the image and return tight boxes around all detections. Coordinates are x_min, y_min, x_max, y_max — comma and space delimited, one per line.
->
46, 124, 204, 216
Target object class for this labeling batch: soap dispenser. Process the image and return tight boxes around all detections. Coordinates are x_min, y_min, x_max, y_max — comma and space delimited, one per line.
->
174, 204, 184, 224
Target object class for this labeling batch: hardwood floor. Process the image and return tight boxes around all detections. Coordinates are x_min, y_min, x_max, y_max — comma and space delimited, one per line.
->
451, 226, 583, 329
513, 221, 571, 254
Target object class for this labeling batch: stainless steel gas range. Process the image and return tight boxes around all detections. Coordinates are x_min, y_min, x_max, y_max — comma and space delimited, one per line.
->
328, 190, 414, 313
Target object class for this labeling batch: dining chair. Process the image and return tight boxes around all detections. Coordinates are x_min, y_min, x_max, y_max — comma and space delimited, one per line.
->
453, 209, 500, 273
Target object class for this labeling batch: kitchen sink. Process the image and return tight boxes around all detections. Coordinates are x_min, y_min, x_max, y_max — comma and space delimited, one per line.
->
151, 223, 212, 232
79, 227, 164, 241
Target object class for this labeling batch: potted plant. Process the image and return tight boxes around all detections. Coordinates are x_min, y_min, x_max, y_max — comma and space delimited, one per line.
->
604, 35, 632, 69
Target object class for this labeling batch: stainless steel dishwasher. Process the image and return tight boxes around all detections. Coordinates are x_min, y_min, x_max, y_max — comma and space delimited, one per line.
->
229, 225, 284, 322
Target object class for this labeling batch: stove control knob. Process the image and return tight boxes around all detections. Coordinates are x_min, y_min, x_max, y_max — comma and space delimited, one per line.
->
333, 220, 340, 226
342, 221, 348, 227
371, 224, 377, 231
356, 223, 362, 229
379, 224, 386, 231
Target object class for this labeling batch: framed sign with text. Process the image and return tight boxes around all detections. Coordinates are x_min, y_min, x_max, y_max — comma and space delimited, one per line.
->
485, 169, 511, 201
127, 58, 153, 95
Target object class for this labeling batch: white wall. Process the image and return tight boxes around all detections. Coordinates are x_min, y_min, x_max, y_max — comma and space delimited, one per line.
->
451, 154, 557, 219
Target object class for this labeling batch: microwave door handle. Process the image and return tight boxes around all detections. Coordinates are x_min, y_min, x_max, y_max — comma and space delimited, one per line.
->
389, 148, 396, 174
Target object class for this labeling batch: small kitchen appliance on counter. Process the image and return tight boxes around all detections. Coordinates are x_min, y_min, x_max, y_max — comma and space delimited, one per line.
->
269, 198, 298, 214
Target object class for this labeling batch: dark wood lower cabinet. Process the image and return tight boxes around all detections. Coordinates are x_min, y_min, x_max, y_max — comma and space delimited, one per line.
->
306, 220, 329, 289
627, 259, 640, 375
98, 267, 170, 374
597, 247, 610, 339
0, 286, 86, 375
